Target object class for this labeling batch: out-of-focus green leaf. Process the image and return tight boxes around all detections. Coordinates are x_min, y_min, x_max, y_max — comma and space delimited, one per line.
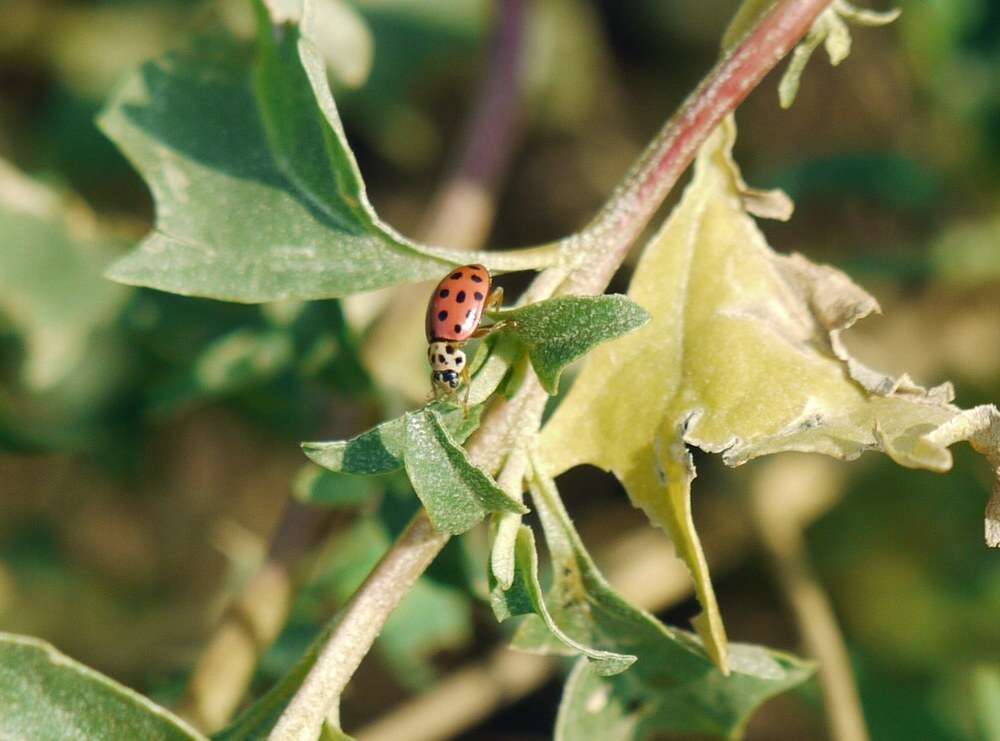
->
929, 215, 1000, 286
222, 510, 471, 738
292, 465, 374, 509
973, 665, 1000, 740
0, 162, 127, 390
302, 402, 481, 476
342, 0, 485, 166
0, 633, 203, 740
493, 295, 649, 395
403, 408, 527, 534
100, 0, 556, 303
515, 464, 812, 740
539, 116, 1000, 673
490, 525, 635, 676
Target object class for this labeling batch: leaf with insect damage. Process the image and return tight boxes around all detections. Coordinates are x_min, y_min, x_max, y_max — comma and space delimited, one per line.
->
539, 115, 1000, 675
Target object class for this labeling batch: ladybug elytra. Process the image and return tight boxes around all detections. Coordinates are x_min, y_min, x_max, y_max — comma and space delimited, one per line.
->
425, 264, 506, 399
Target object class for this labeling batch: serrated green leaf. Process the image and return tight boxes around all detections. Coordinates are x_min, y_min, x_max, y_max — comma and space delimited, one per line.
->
99, 1, 557, 303
0, 632, 203, 740
494, 295, 649, 394
301, 402, 481, 476
539, 115, 1000, 675
403, 408, 527, 534
517, 464, 812, 740
490, 525, 635, 676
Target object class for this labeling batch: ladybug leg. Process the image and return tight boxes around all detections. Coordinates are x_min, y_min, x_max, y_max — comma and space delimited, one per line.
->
461, 366, 472, 415
470, 319, 514, 339
485, 286, 504, 312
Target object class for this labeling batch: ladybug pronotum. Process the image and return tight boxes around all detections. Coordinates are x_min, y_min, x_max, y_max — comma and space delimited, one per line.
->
425, 264, 505, 400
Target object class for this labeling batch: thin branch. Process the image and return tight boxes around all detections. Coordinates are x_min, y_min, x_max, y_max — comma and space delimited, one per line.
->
179, 1, 532, 729
355, 492, 775, 741
177, 502, 335, 731
560, 0, 834, 297
272, 1, 835, 738
269, 510, 450, 741
419, 0, 526, 248
751, 458, 869, 741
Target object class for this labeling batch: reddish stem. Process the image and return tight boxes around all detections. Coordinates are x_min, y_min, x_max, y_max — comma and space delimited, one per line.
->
563, 0, 833, 295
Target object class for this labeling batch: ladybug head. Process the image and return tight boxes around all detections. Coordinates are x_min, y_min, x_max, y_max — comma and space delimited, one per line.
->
431, 369, 461, 394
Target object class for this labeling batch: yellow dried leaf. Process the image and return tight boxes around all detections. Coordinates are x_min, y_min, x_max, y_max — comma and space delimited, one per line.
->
538, 114, 1000, 674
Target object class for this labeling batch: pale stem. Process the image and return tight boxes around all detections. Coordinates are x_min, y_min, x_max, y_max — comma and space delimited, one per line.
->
356, 498, 759, 741
751, 461, 869, 741
180, 0, 533, 729
273, 0, 836, 737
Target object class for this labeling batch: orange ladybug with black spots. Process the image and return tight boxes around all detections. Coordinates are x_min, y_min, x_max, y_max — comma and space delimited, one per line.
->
425, 264, 505, 399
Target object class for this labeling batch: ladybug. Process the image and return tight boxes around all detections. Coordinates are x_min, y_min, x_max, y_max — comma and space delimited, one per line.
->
425, 264, 506, 399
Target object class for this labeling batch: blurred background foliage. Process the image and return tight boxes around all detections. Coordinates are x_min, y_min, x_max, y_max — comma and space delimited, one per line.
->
1, 0, 999, 739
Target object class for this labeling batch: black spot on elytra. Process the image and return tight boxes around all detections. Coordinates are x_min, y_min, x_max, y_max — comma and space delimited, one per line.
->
456, 290, 466, 303
474, 291, 484, 301
437, 310, 448, 321
470, 274, 483, 283
451, 272, 463, 280
445, 345, 455, 354
466, 309, 473, 318
439, 289, 449, 298
454, 324, 463, 334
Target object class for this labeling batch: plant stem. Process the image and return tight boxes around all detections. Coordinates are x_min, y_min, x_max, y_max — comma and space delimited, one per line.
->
269, 510, 449, 741
177, 501, 335, 731
560, 0, 834, 297
182, 1, 532, 729
273, 1, 835, 737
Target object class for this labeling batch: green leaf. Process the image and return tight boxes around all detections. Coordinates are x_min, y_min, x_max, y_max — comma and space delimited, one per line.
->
519, 464, 813, 740
292, 465, 374, 508
303, 415, 407, 475
220, 510, 471, 738
0, 161, 128, 390
403, 408, 527, 534
494, 295, 650, 394
303, 400, 529, 534
99, 1, 558, 303
302, 402, 481, 476
0, 632, 203, 740
973, 665, 1000, 740
490, 525, 635, 676
540, 115, 1000, 674
556, 645, 812, 741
